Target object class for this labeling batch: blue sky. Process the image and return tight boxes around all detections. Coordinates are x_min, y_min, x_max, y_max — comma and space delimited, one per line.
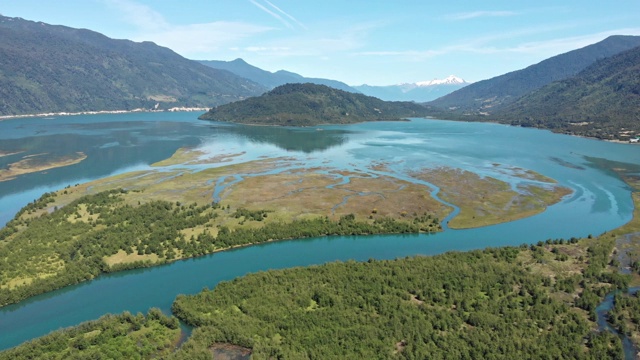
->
2, 0, 640, 85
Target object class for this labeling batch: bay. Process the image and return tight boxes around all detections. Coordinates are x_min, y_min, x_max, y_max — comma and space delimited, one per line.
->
0, 112, 638, 350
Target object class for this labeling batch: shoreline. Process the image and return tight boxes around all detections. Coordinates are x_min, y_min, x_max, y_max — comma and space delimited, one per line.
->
0, 107, 209, 121
427, 116, 640, 145
2, 109, 638, 145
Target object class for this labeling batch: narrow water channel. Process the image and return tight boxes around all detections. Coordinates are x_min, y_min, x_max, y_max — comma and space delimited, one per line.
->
596, 287, 640, 360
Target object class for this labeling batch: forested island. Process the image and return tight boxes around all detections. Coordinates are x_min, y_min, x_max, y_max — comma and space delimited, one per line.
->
198, 83, 431, 126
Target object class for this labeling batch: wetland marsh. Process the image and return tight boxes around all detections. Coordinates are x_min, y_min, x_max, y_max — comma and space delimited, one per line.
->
0, 112, 639, 351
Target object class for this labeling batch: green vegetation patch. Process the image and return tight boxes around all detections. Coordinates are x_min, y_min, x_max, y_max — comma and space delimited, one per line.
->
610, 291, 640, 348
0, 309, 180, 360
0, 187, 439, 307
170, 237, 627, 359
199, 83, 430, 126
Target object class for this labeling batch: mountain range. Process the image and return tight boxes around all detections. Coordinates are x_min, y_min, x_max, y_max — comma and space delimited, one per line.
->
428, 35, 640, 114
199, 58, 358, 93
1, 14, 638, 140
199, 83, 430, 126
354, 75, 468, 102
424, 35, 640, 140
492, 45, 640, 140
0, 15, 266, 116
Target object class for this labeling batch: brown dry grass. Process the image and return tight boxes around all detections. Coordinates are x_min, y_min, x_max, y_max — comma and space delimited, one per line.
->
223, 171, 448, 222
103, 250, 160, 267
413, 167, 571, 229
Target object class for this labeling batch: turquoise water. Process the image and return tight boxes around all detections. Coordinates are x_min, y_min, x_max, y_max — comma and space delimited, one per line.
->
0, 112, 639, 350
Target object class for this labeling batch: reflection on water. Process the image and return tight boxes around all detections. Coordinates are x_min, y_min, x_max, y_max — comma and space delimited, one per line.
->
0, 112, 639, 230
215, 122, 349, 153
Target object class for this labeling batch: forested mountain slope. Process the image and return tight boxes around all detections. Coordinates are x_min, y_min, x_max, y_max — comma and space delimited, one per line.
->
494, 45, 640, 139
428, 35, 640, 114
0, 16, 266, 116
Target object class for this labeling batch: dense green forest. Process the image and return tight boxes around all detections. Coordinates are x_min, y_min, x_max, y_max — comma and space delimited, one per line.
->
610, 291, 640, 346
169, 238, 628, 359
1, 236, 630, 359
0, 189, 439, 307
0, 15, 265, 116
199, 83, 430, 126
0, 309, 181, 360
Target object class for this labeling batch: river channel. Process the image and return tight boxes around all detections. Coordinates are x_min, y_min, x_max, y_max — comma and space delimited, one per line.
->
0, 112, 639, 350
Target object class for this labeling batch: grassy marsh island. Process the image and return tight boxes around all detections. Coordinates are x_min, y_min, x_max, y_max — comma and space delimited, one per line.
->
414, 167, 572, 228
0, 145, 571, 307
0, 152, 87, 182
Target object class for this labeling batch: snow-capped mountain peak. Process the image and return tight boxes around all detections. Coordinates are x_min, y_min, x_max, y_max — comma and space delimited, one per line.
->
354, 75, 469, 102
414, 75, 466, 87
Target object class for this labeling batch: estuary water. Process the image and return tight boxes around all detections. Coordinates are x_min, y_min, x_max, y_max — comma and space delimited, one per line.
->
0, 112, 639, 350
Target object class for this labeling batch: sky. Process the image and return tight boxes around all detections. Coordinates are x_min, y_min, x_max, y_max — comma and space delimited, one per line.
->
2, 0, 640, 86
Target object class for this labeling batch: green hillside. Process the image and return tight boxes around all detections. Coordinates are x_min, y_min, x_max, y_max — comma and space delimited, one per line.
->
199, 83, 429, 126
0, 16, 266, 116
495, 45, 640, 140
428, 35, 640, 114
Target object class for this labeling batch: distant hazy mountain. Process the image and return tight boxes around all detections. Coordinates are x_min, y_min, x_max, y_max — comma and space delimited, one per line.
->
199, 58, 359, 93
354, 75, 468, 102
428, 35, 640, 113
199, 83, 429, 126
0, 16, 266, 116
493, 45, 640, 140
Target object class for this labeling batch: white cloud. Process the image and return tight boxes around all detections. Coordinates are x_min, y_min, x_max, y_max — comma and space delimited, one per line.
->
500, 28, 640, 54
244, 46, 291, 53
104, 0, 168, 30
355, 25, 640, 61
235, 21, 380, 58
264, 0, 307, 30
358, 50, 442, 58
445, 10, 519, 21
104, 0, 273, 57
140, 22, 274, 56
249, 0, 307, 30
